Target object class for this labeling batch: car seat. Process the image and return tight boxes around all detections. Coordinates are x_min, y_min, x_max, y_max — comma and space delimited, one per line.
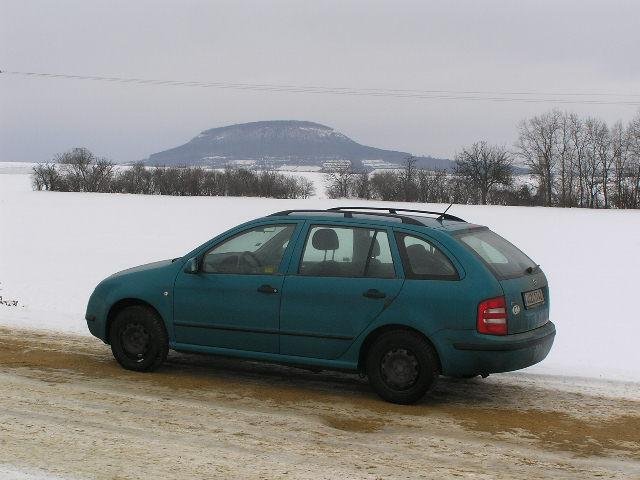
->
405, 243, 443, 275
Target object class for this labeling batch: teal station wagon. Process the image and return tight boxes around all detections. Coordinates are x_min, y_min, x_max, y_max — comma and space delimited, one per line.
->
86, 207, 555, 404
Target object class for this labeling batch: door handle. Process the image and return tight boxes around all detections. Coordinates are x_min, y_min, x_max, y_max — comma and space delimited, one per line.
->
257, 284, 279, 294
363, 288, 386, 299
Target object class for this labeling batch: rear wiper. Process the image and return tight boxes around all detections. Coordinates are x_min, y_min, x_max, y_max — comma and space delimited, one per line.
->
526, 265, 540, 274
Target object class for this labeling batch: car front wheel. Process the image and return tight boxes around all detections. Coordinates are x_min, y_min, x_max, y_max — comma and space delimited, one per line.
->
366, 330, 440, 404
109, 305, 168, 372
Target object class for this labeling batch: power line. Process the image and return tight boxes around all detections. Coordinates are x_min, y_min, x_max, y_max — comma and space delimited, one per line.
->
2, 70, 640, 106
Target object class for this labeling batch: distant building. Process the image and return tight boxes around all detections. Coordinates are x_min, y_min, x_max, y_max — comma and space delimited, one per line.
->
321, 159, 352, 172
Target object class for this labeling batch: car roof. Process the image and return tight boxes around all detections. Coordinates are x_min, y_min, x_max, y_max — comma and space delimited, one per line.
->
266, 207, 484, 233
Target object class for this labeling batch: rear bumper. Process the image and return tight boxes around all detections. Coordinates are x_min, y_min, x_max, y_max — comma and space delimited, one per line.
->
433, 321, 556, 377
452, 328, 554, 351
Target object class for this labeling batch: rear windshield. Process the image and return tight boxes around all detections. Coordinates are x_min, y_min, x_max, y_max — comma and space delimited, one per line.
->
456, 229, 536, 279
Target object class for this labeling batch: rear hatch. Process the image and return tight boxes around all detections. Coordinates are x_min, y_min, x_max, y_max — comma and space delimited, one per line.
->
499, 272, 549, 333
456, 228, 549, 334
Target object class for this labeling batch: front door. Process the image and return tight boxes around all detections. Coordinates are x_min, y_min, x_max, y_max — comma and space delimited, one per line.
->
173, 222, 299, 353
279, 223, 403, 359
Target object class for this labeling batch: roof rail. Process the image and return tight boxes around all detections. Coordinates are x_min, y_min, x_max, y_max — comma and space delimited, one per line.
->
269, 209, 423, 225
327, 206, 466, 222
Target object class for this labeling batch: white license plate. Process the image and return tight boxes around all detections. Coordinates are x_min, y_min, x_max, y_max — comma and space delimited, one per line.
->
523, 288, 545, 308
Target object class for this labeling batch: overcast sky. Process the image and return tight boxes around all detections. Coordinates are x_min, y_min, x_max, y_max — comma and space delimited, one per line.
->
1, 0, 639, 163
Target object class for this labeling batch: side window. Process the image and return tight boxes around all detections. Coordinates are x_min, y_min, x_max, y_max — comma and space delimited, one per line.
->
395, 232, 458, 280
202, 224, 295, 274
299, 226, 395, 278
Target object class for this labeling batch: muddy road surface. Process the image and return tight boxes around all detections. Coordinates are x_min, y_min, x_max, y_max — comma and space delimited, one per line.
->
0, 327, 638, 479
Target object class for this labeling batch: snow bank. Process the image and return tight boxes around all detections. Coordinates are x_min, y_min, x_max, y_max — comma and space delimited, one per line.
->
1, 170, 639, 382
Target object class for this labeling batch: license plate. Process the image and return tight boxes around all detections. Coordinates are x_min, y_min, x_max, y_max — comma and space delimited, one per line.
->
523, 288, 545, 308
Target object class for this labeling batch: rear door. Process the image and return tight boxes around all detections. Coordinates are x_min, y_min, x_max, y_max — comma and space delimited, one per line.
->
456, 228, 549, 333
279, 222, 403, 359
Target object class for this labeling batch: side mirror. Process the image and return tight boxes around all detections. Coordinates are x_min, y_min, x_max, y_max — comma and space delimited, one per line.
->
183, 257, 199, 274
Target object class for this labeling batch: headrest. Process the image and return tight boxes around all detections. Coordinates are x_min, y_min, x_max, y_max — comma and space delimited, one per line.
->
406, 243, 429, 261
312, 228, 339, 251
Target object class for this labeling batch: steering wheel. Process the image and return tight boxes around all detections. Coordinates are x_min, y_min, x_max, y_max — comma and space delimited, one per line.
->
237, 251, 262, 272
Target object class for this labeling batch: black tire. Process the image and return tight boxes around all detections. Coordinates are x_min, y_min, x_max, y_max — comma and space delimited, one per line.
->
365, 330, 440, 404
109, 305, 168, 372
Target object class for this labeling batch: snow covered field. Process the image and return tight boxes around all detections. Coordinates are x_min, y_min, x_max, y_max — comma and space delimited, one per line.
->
1, 164, 639, 383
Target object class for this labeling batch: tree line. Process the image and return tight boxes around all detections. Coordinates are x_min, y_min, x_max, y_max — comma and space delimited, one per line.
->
516, 110, 640, 208
327, 109, 640, 208
325, 148, 532, 206
32, 148, 315, 199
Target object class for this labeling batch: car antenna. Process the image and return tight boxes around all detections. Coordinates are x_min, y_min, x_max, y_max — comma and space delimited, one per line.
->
437, 203, 454, 223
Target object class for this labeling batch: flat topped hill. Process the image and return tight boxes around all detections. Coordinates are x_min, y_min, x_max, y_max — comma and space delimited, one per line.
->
145, 120, 452, 170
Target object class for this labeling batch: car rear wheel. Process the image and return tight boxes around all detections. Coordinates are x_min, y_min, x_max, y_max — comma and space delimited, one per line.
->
365, 330, 439, 404
109, 305, 168, 372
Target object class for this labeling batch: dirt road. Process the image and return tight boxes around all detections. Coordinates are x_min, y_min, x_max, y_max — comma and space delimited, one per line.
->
0, 327, 638, 479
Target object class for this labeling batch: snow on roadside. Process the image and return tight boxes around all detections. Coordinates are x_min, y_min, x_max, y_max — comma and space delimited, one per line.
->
1, 170, 639, 383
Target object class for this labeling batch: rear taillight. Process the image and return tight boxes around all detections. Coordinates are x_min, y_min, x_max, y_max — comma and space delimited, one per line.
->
477, 296, 508, 335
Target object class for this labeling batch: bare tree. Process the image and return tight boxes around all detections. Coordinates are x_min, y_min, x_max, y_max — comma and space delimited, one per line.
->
583, 117, 605, 208
610, 121, 630, 208
557, 113, 577, 207
51, 147, 116, 192
594, 120, 613, 208
454, 142, 514, 205
57, 147, 95, 191
352, 171, 371, 199
87, 159, 116, 192
32, 163, 66, 191
627, 112, 640, 208
325, 164, 356, 198
401, 155, 418, 201
114, 162, 153, 194
414, 169, 450, 203
294, 177, 315, 198
568, 114, 587, 207
430, 169, 450, 203
516, 110, 563, 206
370, 170, 401, 201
